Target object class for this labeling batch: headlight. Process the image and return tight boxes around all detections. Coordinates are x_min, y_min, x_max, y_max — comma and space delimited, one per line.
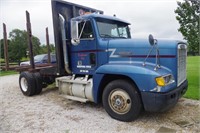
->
155, 74, 174, 86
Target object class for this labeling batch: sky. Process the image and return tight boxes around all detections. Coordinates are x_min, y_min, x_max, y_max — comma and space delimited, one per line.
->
0, 0, 184, 45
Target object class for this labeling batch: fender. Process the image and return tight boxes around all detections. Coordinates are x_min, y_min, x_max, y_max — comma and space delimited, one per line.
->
93, 62, 173, 103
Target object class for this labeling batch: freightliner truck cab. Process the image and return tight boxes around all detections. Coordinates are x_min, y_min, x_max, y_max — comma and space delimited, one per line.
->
19, 0, 188, 122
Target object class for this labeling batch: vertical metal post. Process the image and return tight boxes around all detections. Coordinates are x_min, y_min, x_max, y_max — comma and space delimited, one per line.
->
46, 27, 51, 64
3, 23, 9, 70
26, 11, 35, 69
72, 6, 76, 17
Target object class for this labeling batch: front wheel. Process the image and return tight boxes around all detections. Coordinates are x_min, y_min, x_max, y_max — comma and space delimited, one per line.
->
102, 79, 142, 122
19, 72, 36, 96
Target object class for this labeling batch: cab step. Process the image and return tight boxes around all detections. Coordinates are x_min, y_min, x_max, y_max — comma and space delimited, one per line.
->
60, 94, 89, 103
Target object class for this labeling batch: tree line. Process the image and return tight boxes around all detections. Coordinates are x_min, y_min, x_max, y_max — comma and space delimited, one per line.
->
0, 29, 55, 64
175, 0, 199, 55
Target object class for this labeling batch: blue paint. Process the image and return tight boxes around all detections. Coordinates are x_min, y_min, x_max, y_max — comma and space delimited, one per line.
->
65, 13, 187, 105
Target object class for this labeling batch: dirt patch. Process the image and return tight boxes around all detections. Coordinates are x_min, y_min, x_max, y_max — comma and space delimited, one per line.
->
0, 75, 199, 133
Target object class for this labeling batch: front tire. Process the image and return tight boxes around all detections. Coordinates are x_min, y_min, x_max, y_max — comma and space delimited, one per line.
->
102, 79, 142, 122
19, 72, 36, 96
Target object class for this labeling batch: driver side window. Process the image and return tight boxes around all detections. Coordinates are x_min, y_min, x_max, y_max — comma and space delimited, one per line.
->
78, 21, 93, 39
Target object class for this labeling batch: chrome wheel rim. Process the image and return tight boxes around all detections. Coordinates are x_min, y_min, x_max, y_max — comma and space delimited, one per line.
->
108, 89, 131, 114
21, 77, 28, 92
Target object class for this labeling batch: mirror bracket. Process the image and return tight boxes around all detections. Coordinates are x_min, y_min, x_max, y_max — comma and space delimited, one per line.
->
71, 20, 80, 45
143, 34, 160, 70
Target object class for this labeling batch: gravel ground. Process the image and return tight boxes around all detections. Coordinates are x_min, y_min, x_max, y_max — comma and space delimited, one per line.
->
0, 74, 199, 133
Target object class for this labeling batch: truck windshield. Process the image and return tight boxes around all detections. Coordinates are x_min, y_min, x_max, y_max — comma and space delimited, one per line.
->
96, 20, 131, 39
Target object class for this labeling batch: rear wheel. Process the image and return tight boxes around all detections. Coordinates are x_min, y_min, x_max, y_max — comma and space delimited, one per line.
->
102, 79, 142, 122
19, 72, 36, 96
33, 72, 43, 95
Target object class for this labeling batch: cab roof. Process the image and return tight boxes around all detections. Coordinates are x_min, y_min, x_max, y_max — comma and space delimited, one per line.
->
73, 13, 131, 25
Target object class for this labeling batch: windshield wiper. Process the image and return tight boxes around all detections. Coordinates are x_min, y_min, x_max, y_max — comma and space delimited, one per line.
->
100, 34, 127, 39
100, 34, 113, 38
118, 36, 127, 39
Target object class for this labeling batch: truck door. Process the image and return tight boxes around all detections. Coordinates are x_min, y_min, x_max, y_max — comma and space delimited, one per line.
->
71, 20, 97, 75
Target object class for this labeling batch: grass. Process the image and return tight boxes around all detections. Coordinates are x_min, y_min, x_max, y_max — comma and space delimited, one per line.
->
21, 57, 29, 61
184, 56, 200, 100
0, 58, 4, 63
0, 70, 18, 76
0, 58, 26, 77
0, 58, 18, 76
0, 57, 29, 63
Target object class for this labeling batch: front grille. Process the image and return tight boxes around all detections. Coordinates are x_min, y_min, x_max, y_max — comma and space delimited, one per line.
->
177, 44, 187, 86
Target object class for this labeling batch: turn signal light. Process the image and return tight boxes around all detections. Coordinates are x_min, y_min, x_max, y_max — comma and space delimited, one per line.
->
155, 77, 165, 86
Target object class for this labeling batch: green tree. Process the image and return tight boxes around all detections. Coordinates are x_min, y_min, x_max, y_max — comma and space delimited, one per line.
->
0, 39, 11, 59
39, 44, 55, 54
9, 29, 41, 63
0, 39, 3, 59
175, 0, 199, 55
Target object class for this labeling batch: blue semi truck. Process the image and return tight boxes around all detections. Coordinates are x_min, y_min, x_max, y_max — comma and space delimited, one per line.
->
19, 0, 188, 121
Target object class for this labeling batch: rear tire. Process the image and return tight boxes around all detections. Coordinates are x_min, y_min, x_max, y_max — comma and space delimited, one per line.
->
102, 79, 142, 122
19, 72, 36, 96
33, 72, 43, 95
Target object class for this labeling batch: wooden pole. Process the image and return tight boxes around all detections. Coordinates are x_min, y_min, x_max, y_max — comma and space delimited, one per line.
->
46, 27, 51, 63
3, 23, 9, 70
26, 11, 35, 69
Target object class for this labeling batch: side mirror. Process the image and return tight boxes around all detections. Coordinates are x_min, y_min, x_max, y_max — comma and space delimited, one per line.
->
148, 34, 155, 46
71, 20, 80, 45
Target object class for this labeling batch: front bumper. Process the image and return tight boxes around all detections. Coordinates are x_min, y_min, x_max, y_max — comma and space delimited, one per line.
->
141, 80, 188, 112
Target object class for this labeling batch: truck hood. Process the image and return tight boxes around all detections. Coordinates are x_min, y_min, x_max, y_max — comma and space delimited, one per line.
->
107, 38, 180, 61
107, 38, 187, 82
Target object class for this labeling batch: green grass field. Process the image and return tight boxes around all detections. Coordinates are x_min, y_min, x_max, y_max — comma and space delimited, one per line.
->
184, 56, 200, 100
0, 70, 18, 76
